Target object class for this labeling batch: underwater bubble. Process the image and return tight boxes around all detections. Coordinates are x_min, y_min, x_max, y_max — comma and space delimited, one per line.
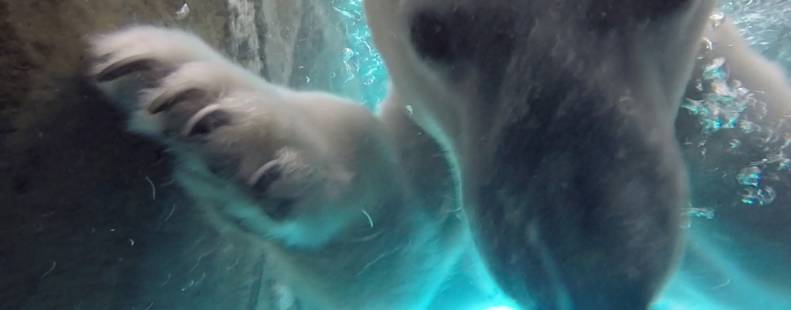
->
176, 3, 190, 20
681, 98, 705, 114
363, 75, 376, 86
764, 152, 788, 165
782, 133, 791, 149
778, 159, 791, 171
737, 166, 762, 187
741, 186, 776, 207
344, 47, 355, 59
741, 188, 760, 205
703, 57, 728, 80
729, 139, 742, 150
684, 54, 762, 136
739, 119, 757, 133
688, 207, 716, 220
701, 37, 714, 52
757, 186, 776, 205
710, 11, 726, 28
709, 80, 733, 97
331, 0, 389, 108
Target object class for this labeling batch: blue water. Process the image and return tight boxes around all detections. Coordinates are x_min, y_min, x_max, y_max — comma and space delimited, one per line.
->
331, 0, 389, 109
329, 1, 791, 309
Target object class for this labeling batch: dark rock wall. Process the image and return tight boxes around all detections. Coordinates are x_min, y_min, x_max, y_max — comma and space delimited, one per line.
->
0, 2, 237, 309
0, 1, 352, 309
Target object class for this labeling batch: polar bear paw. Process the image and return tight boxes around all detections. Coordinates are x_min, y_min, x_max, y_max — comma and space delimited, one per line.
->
88, 26, 380, 247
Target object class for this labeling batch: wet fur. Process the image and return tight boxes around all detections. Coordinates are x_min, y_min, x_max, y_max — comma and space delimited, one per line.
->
89, 1, 790, 309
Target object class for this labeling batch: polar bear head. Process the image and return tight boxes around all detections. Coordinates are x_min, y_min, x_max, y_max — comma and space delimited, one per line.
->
366, 0, 715, 146
366, 0, 716, 308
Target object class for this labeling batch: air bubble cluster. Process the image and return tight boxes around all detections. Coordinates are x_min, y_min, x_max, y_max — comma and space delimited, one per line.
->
681, 10, 791, 208
331, 0, 389, 109
681, 56, 758, 135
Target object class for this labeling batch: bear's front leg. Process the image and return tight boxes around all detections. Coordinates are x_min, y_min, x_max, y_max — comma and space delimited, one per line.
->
89, 26, 403, 248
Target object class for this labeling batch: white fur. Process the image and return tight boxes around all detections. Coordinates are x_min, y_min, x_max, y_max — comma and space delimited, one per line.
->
89, 3, 791, 309
91, 25, 482, 309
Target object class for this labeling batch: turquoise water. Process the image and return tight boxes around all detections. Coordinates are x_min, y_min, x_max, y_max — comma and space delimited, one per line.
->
3, 2, 786, 309
330, 1, 791, 309
331, 0, 389, 109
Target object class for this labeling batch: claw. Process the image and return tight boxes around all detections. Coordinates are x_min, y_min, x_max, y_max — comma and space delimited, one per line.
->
93, 53, 114, 65
183, 104, 231, 136
148, 88, 207, 114
248, 161, 296, 220
248, 160, 283, 192
95, 56, 159, 82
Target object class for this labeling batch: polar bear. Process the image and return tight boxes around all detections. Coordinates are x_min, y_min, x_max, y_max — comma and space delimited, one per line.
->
90, 26, 477, 310
88, 0, 790, 309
